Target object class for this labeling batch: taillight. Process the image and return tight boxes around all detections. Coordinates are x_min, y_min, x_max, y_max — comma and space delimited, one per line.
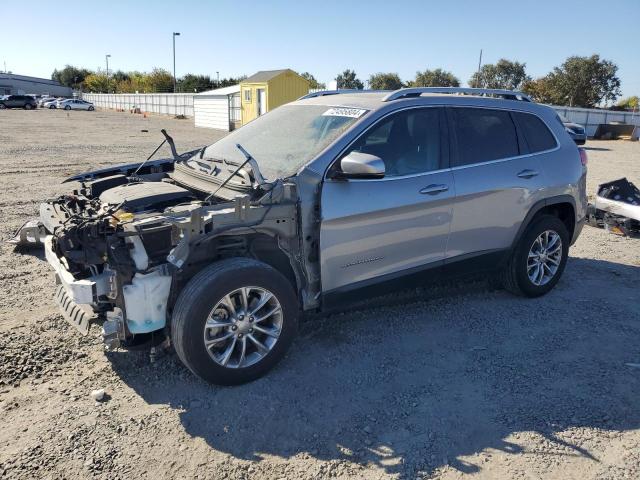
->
578, 148, 588, 166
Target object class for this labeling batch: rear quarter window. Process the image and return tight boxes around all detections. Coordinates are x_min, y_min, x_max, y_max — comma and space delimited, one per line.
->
513, 112, 558, 153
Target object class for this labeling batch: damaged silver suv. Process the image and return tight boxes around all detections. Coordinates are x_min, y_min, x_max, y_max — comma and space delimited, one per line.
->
12, 87, 587, 385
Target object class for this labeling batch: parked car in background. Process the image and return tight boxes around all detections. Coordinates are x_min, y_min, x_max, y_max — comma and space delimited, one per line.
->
560, 115, 587, 145
0, 95, 38, 110
38, 96, 55, 107
58, 99, 95, 111
12, 86, 588, 385
44, 98, 64, 109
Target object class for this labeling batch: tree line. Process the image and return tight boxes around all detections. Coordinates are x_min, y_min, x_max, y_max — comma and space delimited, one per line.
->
51, 66, 245, 94
53, 54, 635, 109
334, 55, 631, 109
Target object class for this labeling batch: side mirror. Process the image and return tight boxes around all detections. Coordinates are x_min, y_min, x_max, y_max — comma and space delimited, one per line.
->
337, 152, 385, 179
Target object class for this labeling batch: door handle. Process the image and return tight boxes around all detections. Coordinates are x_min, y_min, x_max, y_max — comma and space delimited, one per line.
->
517, 169, 539, 179
420, 184, 449, 195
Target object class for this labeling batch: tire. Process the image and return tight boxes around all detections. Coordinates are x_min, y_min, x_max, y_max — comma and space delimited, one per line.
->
503, 215, 570, 297
64, 105, 71, 110
24, 103, 32, 110
172, 258, 299, 385
49, 105, 56, 109
88, 106, 94, 111
0, 104, 6, 109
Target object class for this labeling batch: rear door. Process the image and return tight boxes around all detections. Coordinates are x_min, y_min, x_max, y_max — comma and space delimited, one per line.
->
320, 107, 454, 293
446, 107, 550, 259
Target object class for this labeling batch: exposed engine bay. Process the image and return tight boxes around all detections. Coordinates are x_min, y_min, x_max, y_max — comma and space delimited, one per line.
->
10, 131, 315, 348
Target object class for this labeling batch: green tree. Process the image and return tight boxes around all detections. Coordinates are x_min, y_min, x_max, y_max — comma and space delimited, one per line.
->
115, 71, 146, 93
139, 68, 173, 93
616, 96, 639, 110
469, 59, 530, 90
83, 73, 112, 93
550, 55, 619, 107
177, 74, 214, 92
412, 68, 460, 87
336, 69, 364, 90
217, 75, 246, 88
299, 72, 326, 89
368, 72, 404, 90
523, 55, 621, 107
51, 65, 92, 89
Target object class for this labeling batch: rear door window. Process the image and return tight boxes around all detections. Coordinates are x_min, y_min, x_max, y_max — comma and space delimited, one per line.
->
451, 108, 520, 167
513, 112, 557, 153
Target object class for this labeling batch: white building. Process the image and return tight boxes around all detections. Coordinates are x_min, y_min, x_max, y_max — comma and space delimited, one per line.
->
193, 85, 241, 132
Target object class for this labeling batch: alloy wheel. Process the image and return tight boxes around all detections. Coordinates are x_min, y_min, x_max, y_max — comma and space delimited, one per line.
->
527, 230, 562, 286
203, 286, 283, 369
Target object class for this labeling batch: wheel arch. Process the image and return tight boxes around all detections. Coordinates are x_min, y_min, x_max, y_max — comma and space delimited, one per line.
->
512, 195, 576, 250
171, 233, 300, 310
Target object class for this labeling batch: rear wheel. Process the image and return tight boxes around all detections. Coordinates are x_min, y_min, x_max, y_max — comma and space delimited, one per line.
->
64, 105, 71, 110
503, 215, 569, 297
0, 104, 6, 109
24, 103, 32, 110
172, 258, 298, 385
49, 105, 56, 109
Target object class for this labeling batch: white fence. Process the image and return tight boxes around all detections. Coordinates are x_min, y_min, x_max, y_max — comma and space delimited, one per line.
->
81, 93, 194, 117
551, 106, 640, 137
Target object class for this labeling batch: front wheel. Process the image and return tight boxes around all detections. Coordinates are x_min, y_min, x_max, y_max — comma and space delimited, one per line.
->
24, 103, 32, 110
64, 105, 71, 110
0, 104, 6, 109
88, 106, 94, 111
49, 105, 56, 109
172, 258, 298, 385
503, 215, 570, 297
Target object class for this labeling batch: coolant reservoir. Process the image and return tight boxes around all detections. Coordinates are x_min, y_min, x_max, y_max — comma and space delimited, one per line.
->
122, 270, 172, 334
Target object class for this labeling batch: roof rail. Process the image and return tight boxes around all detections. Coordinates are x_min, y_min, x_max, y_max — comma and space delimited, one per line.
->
299, 89, 385, 100
382, 87, 532, 102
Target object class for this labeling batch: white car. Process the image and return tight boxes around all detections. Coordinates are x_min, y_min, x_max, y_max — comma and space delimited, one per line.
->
58, 99, 95, 111
38, 97, 55, 107
44, 98, 64, 109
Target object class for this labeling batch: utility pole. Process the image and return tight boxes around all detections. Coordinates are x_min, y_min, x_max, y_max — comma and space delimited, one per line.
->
173, 32, 181, 93
105, 54, 111, 78
216, 71, 220, 86
476, 49, 483, 87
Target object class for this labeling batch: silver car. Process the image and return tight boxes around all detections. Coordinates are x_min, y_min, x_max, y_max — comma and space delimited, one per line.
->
12, 87, 587, 385
58, 99, 95, 111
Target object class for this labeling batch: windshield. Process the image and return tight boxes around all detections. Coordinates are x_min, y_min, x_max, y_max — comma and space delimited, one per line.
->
199, 104, 365, 180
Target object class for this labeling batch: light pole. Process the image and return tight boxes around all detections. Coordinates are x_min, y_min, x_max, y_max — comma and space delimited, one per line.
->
173, 32, 180, 92
216, 71, 220, 86
105, 54, 111, 78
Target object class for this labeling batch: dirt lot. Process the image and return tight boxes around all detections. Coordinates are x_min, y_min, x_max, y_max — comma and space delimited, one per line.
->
0, 108, 639, 480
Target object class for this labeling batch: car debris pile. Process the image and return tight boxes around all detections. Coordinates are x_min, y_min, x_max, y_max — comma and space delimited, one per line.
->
587, 177, 640, 236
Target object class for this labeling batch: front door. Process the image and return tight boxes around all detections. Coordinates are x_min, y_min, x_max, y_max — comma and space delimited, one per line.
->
320, 107, 453, 293
257, 89, 266, 116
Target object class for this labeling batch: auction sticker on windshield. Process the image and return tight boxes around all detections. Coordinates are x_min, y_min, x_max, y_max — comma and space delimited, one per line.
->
322, 107, 367, 118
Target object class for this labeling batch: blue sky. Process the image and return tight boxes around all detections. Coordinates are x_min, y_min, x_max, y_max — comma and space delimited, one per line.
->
1, 0, 638, 98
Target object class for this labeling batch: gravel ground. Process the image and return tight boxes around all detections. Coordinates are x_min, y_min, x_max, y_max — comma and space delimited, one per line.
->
0, 109, 639, 480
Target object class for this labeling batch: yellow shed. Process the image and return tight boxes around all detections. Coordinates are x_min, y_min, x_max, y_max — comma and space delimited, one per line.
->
240, 69, 309, 125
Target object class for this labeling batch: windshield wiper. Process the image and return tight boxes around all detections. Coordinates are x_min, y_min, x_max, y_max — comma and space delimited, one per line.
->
204, 144, 265, 203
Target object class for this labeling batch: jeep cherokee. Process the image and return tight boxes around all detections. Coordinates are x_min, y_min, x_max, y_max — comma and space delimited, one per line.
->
11, 87, 587, 385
